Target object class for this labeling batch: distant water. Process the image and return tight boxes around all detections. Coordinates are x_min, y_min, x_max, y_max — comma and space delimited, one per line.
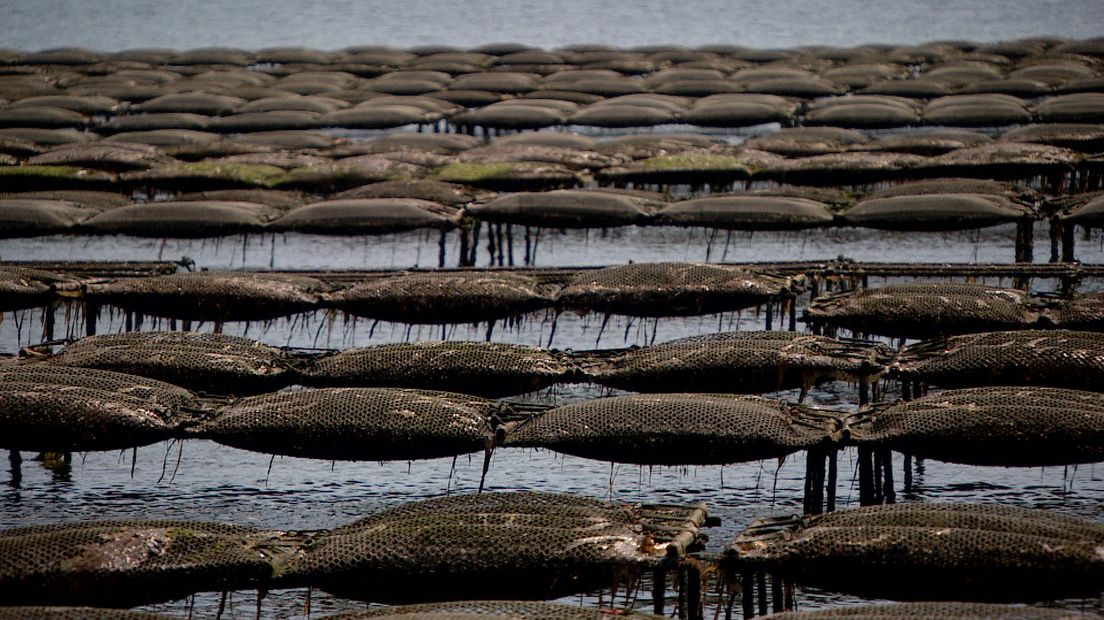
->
2, 0, 1102, 52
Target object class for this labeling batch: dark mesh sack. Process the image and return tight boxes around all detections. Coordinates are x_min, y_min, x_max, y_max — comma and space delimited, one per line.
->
588, 331, 890, 393
842, 193, 1032, 231
862, 177, 1031, 200
0, 365, 195, 410
279, 492, 669, 603
330, 272, 554, 324
0, 199, 99, 238
724, 503, 1104, 601
759, 602, 1096, 619
0, 520, 284, 607
85, 271, 329, 322
850, 386, 1104, 466
893, 329, 1104, 391
0, 365, 196, 452
558, 263, 796, 317
202, 387, 496, 461
805, 283, 1037, 339
0, 266, 65, 311
0, 608, 176, 620
271, 198, 461, 235
302, 341, 570, 397
504, 393, 835, 465
82, 201, 278, 237
467, 189, 657, 228
48, 331, 298, 394
325, 600, 665, 619
654, 195, 835, 231
1053, 292, 1104, 331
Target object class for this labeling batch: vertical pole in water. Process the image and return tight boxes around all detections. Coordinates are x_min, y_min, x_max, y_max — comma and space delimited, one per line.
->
788, 294, 797, 331
438, 229, 447, 268
505, 224, 514, 267
771, 574, 784, 614
1049, 217, 1061, 263
741, 571, 755, 619
1061, 222, 1076, 263
43, 299, 57, 341
872, 446, 884, 504
858, 445, 876, 506
469, 221, 481, 266
756, 571, 768, 617
652, 567, 666, 616
765, 302, 773, 331
880, 448, 896, 503
903, 453, 913, 493
459, 224, 471, 267
677, 564, 687, 619
859, 376, 870, 406
84, 303, 98, 337
8, 450, 20, 487
826, 449, 837, 512
688, 564, 703, 620
803, 446, 825, 515
1016, 218, 1034, 263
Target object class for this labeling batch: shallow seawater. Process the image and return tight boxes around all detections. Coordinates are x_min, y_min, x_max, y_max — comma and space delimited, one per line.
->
2, 221, 1103, 617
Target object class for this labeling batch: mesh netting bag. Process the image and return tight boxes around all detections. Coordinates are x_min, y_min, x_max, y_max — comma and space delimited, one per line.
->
270, 198, 462, 235
323, 600, 665, 619
81, 200, 279, 238
863, 178, 1029, 200
330, 272, 555, 324
278, 492, 668, 603
202, 387, 496, 461
842, 193, 1032, 231
503, 393, 836, 465
0, 520, 284, 607
892, 329, 1104, 391
84, 271, 330, 322
805, 283, 1037, 339
759, 602, 1096, 619
0, 608, 176, 620
0, 365, 196, 451
0, 198, 99, 238
48, 331, 299, 394
467, 189, 657, 228
558, 263, 796, 317
724, 503, 1104, 601
1052, 292, 1104, 331
654, 195, 836, 231
0, 266, 64, 311
587, 331, 890, 393
301, 341, 570, 397
849, 386, 1104, 466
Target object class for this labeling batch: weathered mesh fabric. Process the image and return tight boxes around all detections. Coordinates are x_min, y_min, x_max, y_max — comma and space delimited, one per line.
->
302, 341, 570, 397
84, 271, 330, 322
0, 520, 285, 607
270, 198, 462, 234
725, 503, 1104, 601
758, 602, 1096, 619
588, 331, 890, 393
467, 189, 657, 228
0, 608, 176, 620
558, 263, 796, 317
893, 330, 1104, 390
49, 331, 298, 394
0, 381, 183, 451
503, 393, 835, 465
850, 386, 1104, 466
202, 388, 496, 460
325, 600, 665, 619
842, 193, 1032, 231
0, 199, 99, 238
0, 266, 64, 311
654, 195, 836, 230
1053, 292, 1104, 331
81, 201, 279, 238
863, 178, 1028, 200
279, 492, 667, 603
805, 283, 1037, 339
0, 365, 196, 410
330, 272, 554, 324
